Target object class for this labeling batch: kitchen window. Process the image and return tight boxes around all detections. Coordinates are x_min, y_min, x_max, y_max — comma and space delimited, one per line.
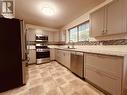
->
69, 27, 78, 42
69, 21, 89, 42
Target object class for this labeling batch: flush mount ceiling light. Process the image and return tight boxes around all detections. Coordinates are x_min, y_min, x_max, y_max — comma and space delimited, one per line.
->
42, 6, 55, 16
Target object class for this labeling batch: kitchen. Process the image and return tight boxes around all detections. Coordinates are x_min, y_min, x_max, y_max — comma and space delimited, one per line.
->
0, 0, 127, 95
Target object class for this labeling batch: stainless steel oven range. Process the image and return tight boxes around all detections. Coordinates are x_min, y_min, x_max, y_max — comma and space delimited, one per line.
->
36, 45, 50, 64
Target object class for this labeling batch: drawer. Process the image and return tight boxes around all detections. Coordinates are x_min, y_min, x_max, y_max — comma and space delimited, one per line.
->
86, 66, 103, 89
65, 51, 71, 69
86, 66, 121, 95
86, 53, 123, 78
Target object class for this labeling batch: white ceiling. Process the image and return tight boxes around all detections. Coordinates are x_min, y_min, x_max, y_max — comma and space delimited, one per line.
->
15, 0, 105, 29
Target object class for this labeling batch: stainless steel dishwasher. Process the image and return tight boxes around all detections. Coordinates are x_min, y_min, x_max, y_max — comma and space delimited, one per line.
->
70, 52, 84, 78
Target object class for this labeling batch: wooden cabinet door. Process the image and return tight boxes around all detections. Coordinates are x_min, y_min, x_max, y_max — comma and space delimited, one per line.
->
102, 74, 121, 95
66, 51, 70, 69
60, 30, 66, 42
106, 0, 125, 35
50, 48, 55, 60
27, 29, 35, 41
123, 0, 127, 33
55, 49, 59, 61
86, 66, 104, 89
58, 50, 63, 63
48, 32, 54, 42
90, 7, 105, 37
64, 51, 70, 69
28, 50, 36, 64
61, 51, 65, 65
86, 66, 122, 95
85, 53, 123, 78
53, 32, 60, 42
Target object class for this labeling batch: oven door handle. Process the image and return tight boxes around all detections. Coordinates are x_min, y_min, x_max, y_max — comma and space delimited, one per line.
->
36, 51, 49, 53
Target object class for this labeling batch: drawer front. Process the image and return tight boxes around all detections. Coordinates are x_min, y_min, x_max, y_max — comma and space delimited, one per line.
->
86, 53, 123, 78
86, 66, 103, 89
50, 49, 55, 60
86, 66, 121, 95
102, 73, 121, 95
65, 51, 71, 69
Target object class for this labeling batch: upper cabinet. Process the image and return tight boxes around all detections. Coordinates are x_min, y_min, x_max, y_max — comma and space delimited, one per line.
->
123, 0, 127, 33
106, 0, 125, 35
26, 29, 36, 41
26, 28, 60, 42
53, 31, 60, 42
90, 7, 106, 37
48, 32, 54, 42
60, 30, 66, 42
90, 0, 126, 37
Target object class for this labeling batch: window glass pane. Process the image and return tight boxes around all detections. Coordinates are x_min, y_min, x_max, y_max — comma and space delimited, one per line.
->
69, 21, 89, 42
79, 22, 89, 41
69, 27, 77, 42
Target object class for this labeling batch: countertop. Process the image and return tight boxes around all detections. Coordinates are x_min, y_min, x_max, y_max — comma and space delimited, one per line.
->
27, 45, 36, 50
48, 45, 127, 57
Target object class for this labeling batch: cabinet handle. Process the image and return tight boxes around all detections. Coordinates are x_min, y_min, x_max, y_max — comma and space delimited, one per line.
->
105, 30, 108, 34
102, 30, 107, 35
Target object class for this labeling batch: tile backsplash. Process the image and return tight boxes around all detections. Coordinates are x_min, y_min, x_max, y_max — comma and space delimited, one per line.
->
27, 39, 127, 46
68, 39, 127, 45
101, 39, 127, 45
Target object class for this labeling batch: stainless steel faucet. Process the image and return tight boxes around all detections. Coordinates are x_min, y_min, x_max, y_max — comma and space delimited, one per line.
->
69, 40, 75, 49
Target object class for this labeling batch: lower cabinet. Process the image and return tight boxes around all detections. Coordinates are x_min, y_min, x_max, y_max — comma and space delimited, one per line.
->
85, 53, 122, 95
50, 48, 55, 60
55, 49, 58, 61
28, 49, 36, 64
55, 49, 123, 95
55, 49, 62, 63
86, 66, 121, 95
55, 49, 70, 69
62, 51, 71, 69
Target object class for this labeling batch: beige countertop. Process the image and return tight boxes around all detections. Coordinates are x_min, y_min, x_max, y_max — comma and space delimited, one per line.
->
27, 45, 36, 50
48, 45, 127, 57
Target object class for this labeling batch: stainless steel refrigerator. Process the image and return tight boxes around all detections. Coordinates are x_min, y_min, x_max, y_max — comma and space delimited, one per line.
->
0, 17, 27, 92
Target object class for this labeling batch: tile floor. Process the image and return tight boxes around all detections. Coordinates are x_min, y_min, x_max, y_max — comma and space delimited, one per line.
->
0, 61, 105, 95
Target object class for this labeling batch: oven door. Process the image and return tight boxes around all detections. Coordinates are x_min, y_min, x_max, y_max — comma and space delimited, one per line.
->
36, 51, 50, 59
36, 51, 50, 64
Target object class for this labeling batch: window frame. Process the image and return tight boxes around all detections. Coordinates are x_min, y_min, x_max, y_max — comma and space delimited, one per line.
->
68, 20, 89, 42
69, 26, 78, 42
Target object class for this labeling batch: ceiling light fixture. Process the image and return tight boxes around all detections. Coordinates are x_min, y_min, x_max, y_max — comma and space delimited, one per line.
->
42, 6, 55, 16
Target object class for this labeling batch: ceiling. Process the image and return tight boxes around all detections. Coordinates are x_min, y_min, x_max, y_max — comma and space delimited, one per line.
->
15, 0, 105, 29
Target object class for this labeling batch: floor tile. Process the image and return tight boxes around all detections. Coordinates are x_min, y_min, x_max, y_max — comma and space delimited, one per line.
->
29, 85, 44, 95
55, 77, 66, 86
0, 61, 105, 95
